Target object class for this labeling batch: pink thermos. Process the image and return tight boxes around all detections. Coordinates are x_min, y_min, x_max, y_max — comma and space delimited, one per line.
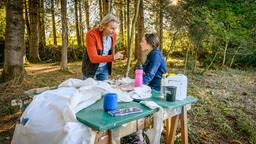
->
134, 65, 143, 87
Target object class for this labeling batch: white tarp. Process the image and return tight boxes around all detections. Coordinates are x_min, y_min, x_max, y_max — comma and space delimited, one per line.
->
11, 78, 156, 144
140, 101, 164, 144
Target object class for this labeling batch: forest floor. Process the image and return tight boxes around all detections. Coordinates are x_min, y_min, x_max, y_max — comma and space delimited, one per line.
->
0, 60, 255, 144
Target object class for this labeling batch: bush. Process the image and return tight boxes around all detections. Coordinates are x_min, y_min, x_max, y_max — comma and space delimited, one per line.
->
38, 45, 84, 62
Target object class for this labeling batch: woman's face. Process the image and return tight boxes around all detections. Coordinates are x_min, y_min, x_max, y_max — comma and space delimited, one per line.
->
140, 37, 152, 51
103, 21, 118, 36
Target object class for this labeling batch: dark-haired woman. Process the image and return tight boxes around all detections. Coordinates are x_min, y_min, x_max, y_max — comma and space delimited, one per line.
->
131, 34, 167, 144
140, 33, 167, 91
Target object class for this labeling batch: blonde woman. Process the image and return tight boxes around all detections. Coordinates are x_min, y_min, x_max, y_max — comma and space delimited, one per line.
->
82, 14, 124, 80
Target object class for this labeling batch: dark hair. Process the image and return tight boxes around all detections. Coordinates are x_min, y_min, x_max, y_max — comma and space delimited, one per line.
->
144, 33, 159, 48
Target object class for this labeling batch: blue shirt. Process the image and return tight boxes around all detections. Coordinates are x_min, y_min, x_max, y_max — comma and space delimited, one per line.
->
143, 48, 167, 91
99, 35, 111, 67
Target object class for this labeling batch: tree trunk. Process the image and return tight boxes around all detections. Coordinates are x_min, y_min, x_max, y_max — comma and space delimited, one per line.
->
136, 0, 145, 65
23, 0, 29, 64
51, 0, 57, 46
126, 0, 130, 55
135, 1, 138, 60
206, 47, 219, 71
192, 44, 198, 73
183, 44, 190, 74
155, 0, 159, 36
123, 0, 127, 47
78, 0, 84, 47
158, 0, 163, 50
24, 0, 30, 37
60, 0, 68, 70
79, 0, 83, 47
108, 0, 111, 13
75, 0, 81, 47
2, 0, 25, 82
119, 0, 124, 49
222, 39, 229, 67
126, 0, 141, 77
230, 45, 241, 68
29, 0, 40, 62
108, 0, 114, 13
39, 0, 46, 48
99, 0, 103, 20
165, 30, 178, 62
103, 0, 109, 16
84, 0, 90, 31
127, 0, 130, 40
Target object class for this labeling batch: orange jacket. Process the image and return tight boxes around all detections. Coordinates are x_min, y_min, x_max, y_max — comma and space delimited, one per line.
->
85, 27, 116, 64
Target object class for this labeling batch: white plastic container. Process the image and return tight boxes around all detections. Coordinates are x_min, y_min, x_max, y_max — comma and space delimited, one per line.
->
166, 74, 187, 100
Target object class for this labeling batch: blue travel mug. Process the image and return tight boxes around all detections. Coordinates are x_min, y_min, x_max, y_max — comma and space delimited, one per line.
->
103, 93, 118, 111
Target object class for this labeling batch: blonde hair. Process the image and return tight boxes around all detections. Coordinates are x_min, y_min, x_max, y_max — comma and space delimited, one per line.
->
99, 14, 120, 31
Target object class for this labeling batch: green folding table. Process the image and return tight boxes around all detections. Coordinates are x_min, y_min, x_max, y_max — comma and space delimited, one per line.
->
76, 99, 158, 132
24, 88, 197, 144
76, 90, 197, 144
149, 90, 197, 144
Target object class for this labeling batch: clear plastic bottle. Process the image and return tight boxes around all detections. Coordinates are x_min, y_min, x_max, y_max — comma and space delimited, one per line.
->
160, 73, 168, 99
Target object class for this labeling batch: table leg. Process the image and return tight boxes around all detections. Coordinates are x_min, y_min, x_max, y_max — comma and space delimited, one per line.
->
167, 115, 179, 144
95, 131, 110, 144
108, 130, 113, 144
110, 129, 122, 144
165, 118, 171, 142
180, 106, 188, 144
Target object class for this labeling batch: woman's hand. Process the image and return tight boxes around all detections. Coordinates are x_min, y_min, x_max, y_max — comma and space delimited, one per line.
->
114, 50, 124, 60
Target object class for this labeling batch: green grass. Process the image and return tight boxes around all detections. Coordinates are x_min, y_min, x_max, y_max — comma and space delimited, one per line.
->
187, 69, 256, 143
0, 61, 255, 144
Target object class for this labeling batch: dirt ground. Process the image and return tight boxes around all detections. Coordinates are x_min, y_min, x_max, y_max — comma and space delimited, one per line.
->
0, 61, 255, 144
